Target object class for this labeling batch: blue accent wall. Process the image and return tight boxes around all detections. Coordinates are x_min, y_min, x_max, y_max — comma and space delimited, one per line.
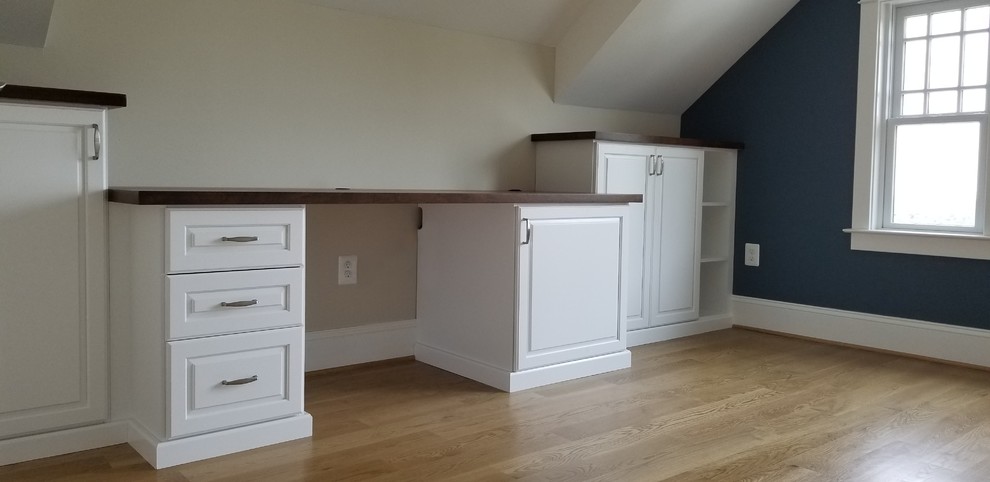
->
681, 0, 990, 330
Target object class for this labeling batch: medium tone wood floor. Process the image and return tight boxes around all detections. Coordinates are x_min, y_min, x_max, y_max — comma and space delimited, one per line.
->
4, 328, 990, 481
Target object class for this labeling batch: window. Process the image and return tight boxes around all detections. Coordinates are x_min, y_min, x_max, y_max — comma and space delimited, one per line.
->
850, 0, 990, 259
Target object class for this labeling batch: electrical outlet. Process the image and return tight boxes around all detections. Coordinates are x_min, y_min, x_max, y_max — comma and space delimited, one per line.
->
338, 255, 358, 284
744, 243, 760, 267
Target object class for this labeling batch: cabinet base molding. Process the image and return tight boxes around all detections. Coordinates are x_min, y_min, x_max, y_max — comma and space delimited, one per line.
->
305, 320, 417, 371
733, 296, 990, 369
627, 316, 733, 347
414, 343, 632, 392
0, 421, 129, 467
128, 414, 313, 469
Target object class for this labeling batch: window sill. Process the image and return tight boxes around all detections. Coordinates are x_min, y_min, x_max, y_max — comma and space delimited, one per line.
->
844, 228, 990, 260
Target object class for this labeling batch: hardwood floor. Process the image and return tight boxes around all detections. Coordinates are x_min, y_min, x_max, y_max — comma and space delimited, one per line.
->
4, 328, 990, 481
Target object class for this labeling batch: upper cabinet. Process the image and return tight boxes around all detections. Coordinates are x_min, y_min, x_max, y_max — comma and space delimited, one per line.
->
533, 132, 739, 346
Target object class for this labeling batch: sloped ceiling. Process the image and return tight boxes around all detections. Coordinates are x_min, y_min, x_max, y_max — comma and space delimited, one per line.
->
0, 0, 53, 48
309, 0, 800, 115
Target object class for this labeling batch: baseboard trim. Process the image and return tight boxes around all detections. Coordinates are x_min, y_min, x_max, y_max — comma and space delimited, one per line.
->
414, 343, 631, 392
128, 413, 313, 469
306, 320, 417, 372
732, 296, 990, 369
0, 421, 129, 466
627, 315, 733, 347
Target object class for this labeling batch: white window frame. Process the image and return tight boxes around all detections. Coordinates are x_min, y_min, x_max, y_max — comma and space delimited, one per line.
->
849, 0, 990, 260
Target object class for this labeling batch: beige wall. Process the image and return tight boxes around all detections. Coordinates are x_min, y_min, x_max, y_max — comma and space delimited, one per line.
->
0, 0, 679, 330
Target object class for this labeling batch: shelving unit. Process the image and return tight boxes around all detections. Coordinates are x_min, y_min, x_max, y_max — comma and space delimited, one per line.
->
698, 149, 737, 321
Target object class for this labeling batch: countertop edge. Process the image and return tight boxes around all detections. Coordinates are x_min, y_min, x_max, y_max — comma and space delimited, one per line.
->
0, 84, 127, 108
107, 188, 642, 205
530, 131, 744, 150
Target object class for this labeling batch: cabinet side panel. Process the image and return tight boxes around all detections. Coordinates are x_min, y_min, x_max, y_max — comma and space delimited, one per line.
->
416, 205, 516, 371
128, 205, 167, 439
534, 140, 596, 192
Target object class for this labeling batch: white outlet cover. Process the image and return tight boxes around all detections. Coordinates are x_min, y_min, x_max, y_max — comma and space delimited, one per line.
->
744, 243, 760, 267
338, 255, 358, 284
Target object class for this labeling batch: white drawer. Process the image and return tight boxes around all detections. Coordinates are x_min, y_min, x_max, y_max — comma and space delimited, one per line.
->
167, 207, 304, 273
168, 327, 303, 439
167, 268, 304, 340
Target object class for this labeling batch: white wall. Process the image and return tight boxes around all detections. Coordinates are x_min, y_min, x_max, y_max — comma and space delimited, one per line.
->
0, 0, 679, 329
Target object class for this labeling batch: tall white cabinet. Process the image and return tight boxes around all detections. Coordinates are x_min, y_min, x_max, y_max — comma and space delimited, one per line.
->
534, 133, 738, 346
0, 103, 109, 442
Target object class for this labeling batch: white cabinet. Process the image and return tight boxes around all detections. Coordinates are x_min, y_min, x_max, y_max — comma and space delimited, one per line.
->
115, 205, 311, 468
0, 104, 108, 440
536, 138, 737, 346
415, 204, 631, 392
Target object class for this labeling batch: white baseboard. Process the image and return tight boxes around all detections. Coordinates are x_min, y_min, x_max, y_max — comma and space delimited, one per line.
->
627, 315, 733, 347
128, 414, 313, 469
0, 421, 129, 466
732, 296, 990, 368
414, 343, 631, 392
305, 320, 417, 372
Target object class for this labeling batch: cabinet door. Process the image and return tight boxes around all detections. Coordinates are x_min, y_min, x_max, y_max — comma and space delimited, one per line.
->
648, 147, 703, 326
516, 206, 626, 371
596, 143, 654, 331
0, 105, 108, 438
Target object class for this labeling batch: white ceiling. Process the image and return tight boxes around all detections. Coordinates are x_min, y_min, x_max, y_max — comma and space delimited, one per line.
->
0, 0, 54, 48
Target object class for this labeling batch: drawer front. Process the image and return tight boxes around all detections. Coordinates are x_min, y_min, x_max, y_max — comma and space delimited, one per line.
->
168, 327, 303, 439
168, 208, 304, 273
168, 268, 304, 340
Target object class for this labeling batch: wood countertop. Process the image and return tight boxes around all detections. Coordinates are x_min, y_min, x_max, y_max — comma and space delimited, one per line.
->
0, 84, 127, 108
108, 187, 642, 205
530, 131, 743, 150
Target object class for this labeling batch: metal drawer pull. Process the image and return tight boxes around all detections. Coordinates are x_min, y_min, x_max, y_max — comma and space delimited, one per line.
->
220, 299, 258, 308
221, 375, 258, 386
221, 236, 259, 242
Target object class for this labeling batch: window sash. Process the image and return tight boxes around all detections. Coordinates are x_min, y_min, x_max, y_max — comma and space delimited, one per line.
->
879, 0, 990, 233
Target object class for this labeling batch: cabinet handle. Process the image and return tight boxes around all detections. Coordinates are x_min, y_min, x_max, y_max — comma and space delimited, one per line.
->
648, 155, 656, 176
658, 155, 665, 176
220, 299, 258, 307
221, 236, 259, 242
91, 124, 102, 161
522, 218, 532, 245
221, 375, 258, 386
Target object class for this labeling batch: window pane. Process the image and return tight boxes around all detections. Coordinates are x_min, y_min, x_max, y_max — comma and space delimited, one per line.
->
904, 39, 929, 90
929, 36, 961, 88
891, 122, 980, 228
905, 14, 929, 38
902, 93, 926, 115
928, 90, 959, 113
931, 9, 962, 35
964, 6, 990, 30
963, 32, 989, 86
962, 88, 987, 111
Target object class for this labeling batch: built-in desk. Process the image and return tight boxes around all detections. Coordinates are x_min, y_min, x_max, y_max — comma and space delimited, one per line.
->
109, 187, 639, 467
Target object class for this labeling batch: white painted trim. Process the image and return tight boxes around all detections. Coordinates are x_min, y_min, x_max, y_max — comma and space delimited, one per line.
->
0, 421, 129, 466
733, 296, 990, 368
627, 316, 733, 347
305, 320, 417, 372
415, 343, 631, 392
128, 414, 313, 469
846, 228, 990, 260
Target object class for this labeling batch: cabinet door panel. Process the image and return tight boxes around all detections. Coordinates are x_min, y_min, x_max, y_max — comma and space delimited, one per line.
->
517, 207, 626, 371
650, 149, 703, 325
598, 144, 653, 331
0, 106, 107, 439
